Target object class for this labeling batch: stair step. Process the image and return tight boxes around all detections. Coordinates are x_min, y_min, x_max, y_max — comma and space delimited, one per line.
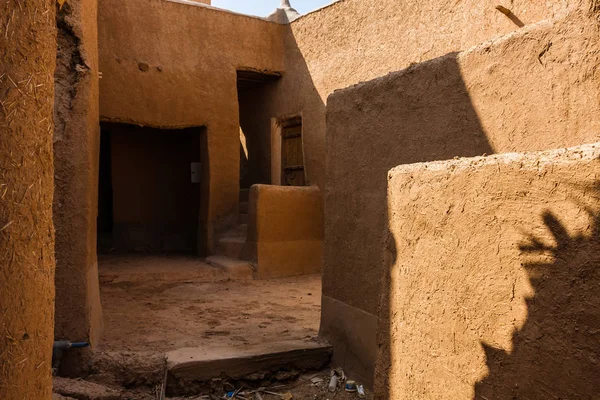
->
205, 255, 253, 280
238, 213, 248, 225
221, 224, 248, 238
217, 236, 247, 259
239, 189, 250, 202
167, 340, 332, 384
239, 201, 248, 214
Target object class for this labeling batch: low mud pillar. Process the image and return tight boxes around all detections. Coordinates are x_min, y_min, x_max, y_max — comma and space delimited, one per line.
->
53, 0, 103, 375
0, 0, 57, 399
246, 184, 324, 279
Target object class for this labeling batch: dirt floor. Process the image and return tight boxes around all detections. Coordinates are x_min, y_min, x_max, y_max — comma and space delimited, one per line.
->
98, 255, 322, 353
53, 256, 374, 399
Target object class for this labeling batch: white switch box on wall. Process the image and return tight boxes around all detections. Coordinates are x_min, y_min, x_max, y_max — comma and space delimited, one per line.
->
191, 162, 201, 183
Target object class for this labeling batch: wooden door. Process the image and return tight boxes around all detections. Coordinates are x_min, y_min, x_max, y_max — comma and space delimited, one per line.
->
281, 123, 305, 186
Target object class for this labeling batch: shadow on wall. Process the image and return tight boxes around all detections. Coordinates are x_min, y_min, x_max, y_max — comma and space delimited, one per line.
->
474, 182, 600, 399
378, 163, 600, 398
327, 52, 495, 387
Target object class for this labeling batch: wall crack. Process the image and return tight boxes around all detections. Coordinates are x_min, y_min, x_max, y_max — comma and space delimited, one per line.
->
54, 3, 90, 143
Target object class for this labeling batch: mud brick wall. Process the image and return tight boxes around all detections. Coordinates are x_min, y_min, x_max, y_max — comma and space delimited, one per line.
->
377, 143, 600, 399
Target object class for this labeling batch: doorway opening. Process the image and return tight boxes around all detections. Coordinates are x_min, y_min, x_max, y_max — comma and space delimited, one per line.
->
237, 69, 281, 190
97, 122, 206, 255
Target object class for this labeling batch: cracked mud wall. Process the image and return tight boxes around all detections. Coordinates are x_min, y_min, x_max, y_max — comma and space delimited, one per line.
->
0, 0, 56, 398
378, 143, 600, 399
53, 0, 103, 375
458, 10, 600, 152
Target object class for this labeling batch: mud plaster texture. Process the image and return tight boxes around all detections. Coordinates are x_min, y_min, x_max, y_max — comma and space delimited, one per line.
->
0, 0, 56, 398
247, 185, 324, 279
324, 8, 600, 386
53, 0, 104, 376
375, 143, 600, 399
243, 0, 590, 190
98, 0, 285, 253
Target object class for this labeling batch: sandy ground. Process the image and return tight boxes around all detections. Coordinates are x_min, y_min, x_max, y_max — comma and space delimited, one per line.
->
98, 255, 322, 353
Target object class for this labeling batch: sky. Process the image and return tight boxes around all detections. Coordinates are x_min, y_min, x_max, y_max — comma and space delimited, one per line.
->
211, 0, 332, 18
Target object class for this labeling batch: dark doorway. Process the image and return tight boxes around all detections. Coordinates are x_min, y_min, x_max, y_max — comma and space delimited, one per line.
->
98, 123, 205, 254
237, 69, 281, 189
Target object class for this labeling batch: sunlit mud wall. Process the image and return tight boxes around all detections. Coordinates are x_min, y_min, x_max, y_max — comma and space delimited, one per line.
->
378, 143, 600, 399
242, 0, 587, 188
324, 7, 600, 386
98, 0, 285, 253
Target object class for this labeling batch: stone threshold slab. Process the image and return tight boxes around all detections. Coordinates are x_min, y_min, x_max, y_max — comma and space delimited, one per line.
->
167, 340, 332, 381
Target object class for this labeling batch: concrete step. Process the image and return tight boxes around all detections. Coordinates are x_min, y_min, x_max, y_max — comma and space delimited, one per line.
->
221, 224, 247, 239
238, 213, 248, 225
167, 340, 332, 384
205, 255, 253, 279
239, 201, 249, 214
217, 236, 247, 259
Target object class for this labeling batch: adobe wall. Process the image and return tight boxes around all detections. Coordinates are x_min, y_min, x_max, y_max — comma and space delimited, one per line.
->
53, 0, 104, 375
324, 9, 600, 386
246, 185, 324, 278
377, 143, 600, 399
98, 0, 285, 252
245, 0, 588, 189
0, 0, 56, 398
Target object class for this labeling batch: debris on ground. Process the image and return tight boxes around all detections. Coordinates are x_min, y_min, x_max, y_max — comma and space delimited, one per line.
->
357, 385, 366, 398
52, 368, 372, 400
328, 373, 338, 393
309, 377, 323, 385
344, 380, 357, 393
209, 369, 371, 400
